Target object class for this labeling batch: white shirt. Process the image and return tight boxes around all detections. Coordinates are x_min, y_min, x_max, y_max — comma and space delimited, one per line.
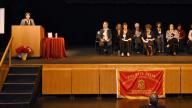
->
166, 30, 179, 41
103, 29, 109, 41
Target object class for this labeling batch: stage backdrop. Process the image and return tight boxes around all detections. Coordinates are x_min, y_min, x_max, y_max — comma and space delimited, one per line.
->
117, 69, 165, 99
3, 1, 192, 46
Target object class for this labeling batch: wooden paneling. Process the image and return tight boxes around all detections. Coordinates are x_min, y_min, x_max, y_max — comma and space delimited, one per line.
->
42, 64, 192, 95
99, 69, 116, 94
181, 66, 192, 93
0, 64, 9, 91
43, 64, 99, 68
42, 68, 72, 94
11, 26, 44, 57
164, 67, 181, 94
72, 69, 99, 94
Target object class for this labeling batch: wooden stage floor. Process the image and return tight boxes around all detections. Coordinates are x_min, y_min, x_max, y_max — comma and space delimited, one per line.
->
11, 47, 192, 64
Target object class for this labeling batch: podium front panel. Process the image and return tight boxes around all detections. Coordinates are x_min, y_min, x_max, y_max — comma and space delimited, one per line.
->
11, 26, 44, 57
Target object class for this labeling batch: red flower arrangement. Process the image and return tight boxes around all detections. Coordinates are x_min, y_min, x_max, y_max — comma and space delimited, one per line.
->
16, 46, 33, 55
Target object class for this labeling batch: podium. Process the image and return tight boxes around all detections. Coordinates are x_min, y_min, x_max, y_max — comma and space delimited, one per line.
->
11, 26, 45, 57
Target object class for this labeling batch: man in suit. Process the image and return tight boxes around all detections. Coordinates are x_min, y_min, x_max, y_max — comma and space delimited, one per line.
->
20, 12, 35, 25
97, 21, 112, 54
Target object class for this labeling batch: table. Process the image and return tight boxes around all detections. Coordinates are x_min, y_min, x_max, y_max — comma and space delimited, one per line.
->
43, 37, 67, 59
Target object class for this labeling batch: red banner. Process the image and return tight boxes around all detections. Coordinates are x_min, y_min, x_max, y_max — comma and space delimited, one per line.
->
117, 69, 165, 99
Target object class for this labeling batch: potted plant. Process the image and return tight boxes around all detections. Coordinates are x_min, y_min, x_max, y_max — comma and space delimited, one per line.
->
16, 46, 33, 61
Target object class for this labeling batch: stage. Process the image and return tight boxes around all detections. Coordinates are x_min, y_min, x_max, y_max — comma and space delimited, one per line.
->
11, 47, 192, 64
8, 46, 192, 95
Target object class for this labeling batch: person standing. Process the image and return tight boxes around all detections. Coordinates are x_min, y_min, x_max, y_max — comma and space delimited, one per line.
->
20, 12, 35, 25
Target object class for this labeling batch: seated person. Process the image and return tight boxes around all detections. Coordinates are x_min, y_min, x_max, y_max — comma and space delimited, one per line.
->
120, 22, 132, 57
166, 24, 179, 56
154, 22, 165, 53
97, 21, 112, 54
113, 23, 122, 55
142, 24, 155, 56
20, 12, 35, 25
187, 24, 192, 53
133, 23, 143, 54
177, 24, 186, 51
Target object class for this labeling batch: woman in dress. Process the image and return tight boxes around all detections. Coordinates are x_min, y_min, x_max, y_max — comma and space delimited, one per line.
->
142, 24, 155, 56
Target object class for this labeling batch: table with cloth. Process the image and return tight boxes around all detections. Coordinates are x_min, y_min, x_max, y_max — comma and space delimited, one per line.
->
42, 37, 67, 59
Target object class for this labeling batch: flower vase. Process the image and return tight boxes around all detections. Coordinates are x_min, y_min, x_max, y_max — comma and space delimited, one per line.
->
21, 53, 28, 61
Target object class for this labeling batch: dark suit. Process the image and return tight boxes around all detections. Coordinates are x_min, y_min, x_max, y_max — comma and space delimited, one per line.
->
154, 29, 165, 52
113, 31, 121, 52
133, 30, 143, 53
98, 29, 112, 45
98, 29, 112, 54
120, 30, 132, 54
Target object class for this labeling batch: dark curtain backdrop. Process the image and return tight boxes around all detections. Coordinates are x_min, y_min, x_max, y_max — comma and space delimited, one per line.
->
2, 0, 192, 48
65, 0, 192, 4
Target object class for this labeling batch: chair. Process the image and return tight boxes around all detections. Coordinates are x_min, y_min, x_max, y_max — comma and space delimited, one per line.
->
95, 34, 100, 54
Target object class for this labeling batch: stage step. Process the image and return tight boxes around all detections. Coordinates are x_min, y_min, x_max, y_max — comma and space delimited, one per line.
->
5, 75, 37, 83
1, 84, 35, 93
8, 67, 40, 74
0, 94, 32, 103
0, 66, 41, 108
